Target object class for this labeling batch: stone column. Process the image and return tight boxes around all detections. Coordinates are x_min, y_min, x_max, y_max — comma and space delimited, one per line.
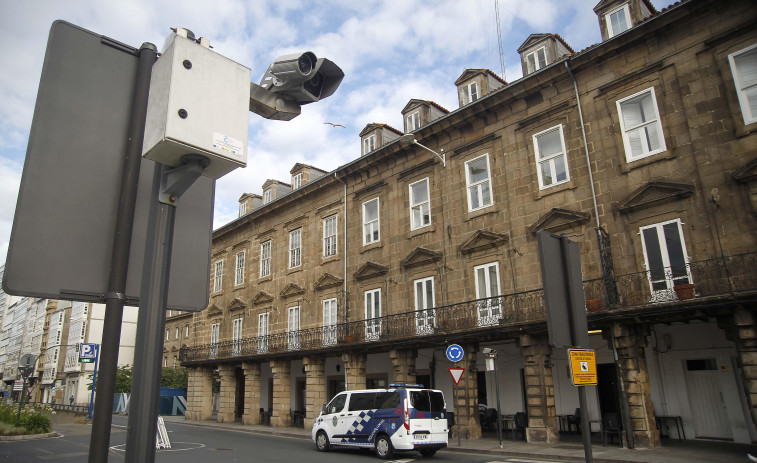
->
186, 366, 213, 421
519, 334, 559, 443
217, 364, 236, 423
452, 345, 481, 439
390, 348, 417, 384
304, 356, 326, 428
342, 352, 366, 390
270, 359, 291, 427
242, 362, 261, 425
610, 323, 660, 449
720, 306, 757, 427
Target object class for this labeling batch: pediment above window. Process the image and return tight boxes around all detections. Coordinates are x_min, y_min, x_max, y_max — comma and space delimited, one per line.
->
228, 297, 247, 312
314, 273, 344, 291
163, 346, 168, 353
280, 283, 305, 299
733, 157, 757, 184
529, 208, 591, 234
170, 346, 178, 352
206, 303, 223, 318
401, 247, 442, 269
458, 230, 509, 255
354, 261, 388, 281
252, 291, 274, 305
616, 182, 695, 214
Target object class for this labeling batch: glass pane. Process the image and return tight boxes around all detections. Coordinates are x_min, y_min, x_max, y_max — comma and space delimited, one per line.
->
364, 199, 378, 221
644, 124, 661, 151
540, 161, 553, 186
488, 266, 499, 297
621, 97, 645, 128
468, 157, 489, 183
480, 181, 491, 206
537, 129, 563, 158
537, 48, 547, 68
736, 49, 757, 87
412, 181, 428, 204
527, 54, 536, 72
627, 128, 644, 156
643, 228, 665, 282
746, 86, 757, 116
422, 203, 430, 225
554, 156, 567, 182
469, 186, 480, 209
663, 223, 688, 280
476, 267, 486, 298
425, 281, 433, 308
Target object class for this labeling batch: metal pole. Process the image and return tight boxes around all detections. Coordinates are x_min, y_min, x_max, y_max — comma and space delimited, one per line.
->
494, 366, 503, 448
16, 378, 25, 425
88, 41, 156, 463
87, 346, 100, 420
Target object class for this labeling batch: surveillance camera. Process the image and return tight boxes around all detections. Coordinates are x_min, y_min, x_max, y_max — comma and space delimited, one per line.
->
258, 51, 344, 104
482, 347, 497, 355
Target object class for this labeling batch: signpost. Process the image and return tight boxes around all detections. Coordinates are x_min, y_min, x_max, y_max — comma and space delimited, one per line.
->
568, 349, 598, 386
446, 343, 465, 446
79, 343, 100, 420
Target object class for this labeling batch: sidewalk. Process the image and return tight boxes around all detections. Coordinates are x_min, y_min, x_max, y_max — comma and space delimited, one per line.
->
161, 416, 757, 462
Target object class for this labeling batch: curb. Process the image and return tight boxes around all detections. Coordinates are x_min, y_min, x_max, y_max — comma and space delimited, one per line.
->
0, 432, 61, 441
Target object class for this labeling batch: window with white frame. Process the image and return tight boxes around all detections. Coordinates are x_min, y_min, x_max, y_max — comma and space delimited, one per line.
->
322, 298, 338, 346
289, 228, 302, 268
407, 111, 421, 131
292, 173, 302, 189
258, 312, 269, 353
364, 289, 382, 341
640, 219, 691, 298
175, 327, 179, 339
729, 43, 757, 125
232, 318, 242, 356
239, 201, 246, 217
165, 328, 169, 341
465, 154, 493, 211
533, 124, 570, 188
414, 277, 435, 335
462, 81, 479, 105
526, 47, 547, 74
409, 178, 431, 230
260, 240, 271, 277
185, 324, 190, 337
362, 198, 380, 245
213, 260, 223, 292
363, 134, 376, 155
263, 189, 272, 204
288, 306, 300, 350
235, 250, 245, 286
323, 215, 338, 257
210, 323, 219, 358
474, 262, 502, 326
605, 3, 631, 38
617, 87, 666, 161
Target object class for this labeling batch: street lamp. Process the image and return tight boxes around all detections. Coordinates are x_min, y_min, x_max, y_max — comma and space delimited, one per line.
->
482, 347, 503, 448
400, 134, 446, 167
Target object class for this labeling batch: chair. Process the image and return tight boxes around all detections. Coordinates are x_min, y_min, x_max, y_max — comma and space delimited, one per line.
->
483, 408, 498, 431
566, 408, 581, 433
602, 412, 622, 447
512, 412, 528, 440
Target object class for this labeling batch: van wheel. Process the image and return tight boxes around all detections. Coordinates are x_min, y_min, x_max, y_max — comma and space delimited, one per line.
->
375, 434, 394, 459
420, 448, 437, 457
315, 431, 330, 452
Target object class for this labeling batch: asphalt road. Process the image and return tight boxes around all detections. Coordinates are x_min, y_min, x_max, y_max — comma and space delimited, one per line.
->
0, 416, 558, 463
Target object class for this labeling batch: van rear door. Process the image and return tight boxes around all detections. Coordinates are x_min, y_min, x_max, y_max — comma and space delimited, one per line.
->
408, 390, 447, 442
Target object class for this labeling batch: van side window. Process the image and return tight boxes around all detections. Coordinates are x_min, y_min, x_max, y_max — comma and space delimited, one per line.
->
348, 392, 377, 411
375, 391, 401, 409
326, 393, 347, 414
410, 391, 445, 412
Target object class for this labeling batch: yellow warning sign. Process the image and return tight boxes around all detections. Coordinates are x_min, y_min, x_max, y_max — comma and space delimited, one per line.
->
568, 349, 597, 386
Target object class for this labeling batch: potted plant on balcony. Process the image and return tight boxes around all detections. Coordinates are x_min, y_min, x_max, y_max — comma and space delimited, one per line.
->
586, 299, 602, 312
674, 283, 695, 300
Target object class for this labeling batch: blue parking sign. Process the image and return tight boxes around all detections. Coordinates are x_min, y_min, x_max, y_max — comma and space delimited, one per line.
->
79, 343, 98, 363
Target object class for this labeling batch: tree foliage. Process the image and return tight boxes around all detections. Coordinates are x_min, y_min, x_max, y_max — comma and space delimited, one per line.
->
87, 364, 188, 392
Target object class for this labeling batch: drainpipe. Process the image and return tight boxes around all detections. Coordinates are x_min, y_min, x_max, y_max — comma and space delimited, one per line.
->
334, 173, 348, 324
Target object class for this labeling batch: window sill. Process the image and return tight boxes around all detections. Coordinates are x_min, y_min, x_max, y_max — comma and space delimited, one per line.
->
466, 206, 499, 221
287, 267, 303, 276
534, 181, 576, 199
321, 254, 340, 264
232, 284, 246, 292
621, 150, 675, 174
258, 275, 272, 283
408, 225, 436, 239
361, 242, 383, 253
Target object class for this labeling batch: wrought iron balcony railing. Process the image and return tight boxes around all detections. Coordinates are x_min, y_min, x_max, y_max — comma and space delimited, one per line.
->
180, 253, 757, 364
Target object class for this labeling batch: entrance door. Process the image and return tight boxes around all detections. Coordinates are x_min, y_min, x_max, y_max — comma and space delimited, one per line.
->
685, 358, 732, 440
235, 368, 245, 421
597, 363, 621, 417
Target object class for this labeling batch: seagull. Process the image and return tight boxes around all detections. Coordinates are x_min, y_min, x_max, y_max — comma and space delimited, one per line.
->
324, 122, 345, 128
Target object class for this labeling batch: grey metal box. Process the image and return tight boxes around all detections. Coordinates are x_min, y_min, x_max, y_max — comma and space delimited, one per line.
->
142, 33, 250, 179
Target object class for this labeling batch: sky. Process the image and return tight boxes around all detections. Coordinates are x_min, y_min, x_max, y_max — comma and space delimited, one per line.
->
0, 0, 677, 266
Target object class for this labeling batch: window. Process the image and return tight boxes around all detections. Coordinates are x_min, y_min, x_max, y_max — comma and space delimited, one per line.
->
414, 277, 435, 335
407, 111, 421, 131
185, 324, 190, 338
175, 327, 179, 339
213, 260, 223, 292
258, 313, 269, 353
164, 357, 168, 367
322, 298, 338, 346
260, 240, 271, 277
232, 318, 242, 356
210, 323, 219, 359
362, 198, 380, 245
617, 87, 666, 161
409, 178, 431, 230
640, 219, 691, 299
729, 43, 757, 125
263, 189, 272, 204
323, 215, 338, 257
363, 134, 376, 155
465, 154, 493, 211
364, 289, 382, 341
533, 125, 569, 188
289, 228, 302, 268
461, 81, 478, 105
165, 329, 169, 341
605, 3, 631, 38
81, 320, 86, 338
526, 47, 547, 74
292, 173, 302, 189
234, 251, 245, 286
474, 262, 502, 326
239, 201, 246, 217
288, 306, 300, 350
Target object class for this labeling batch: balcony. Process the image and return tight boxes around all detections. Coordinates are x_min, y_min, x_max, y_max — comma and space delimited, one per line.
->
180, 253, 757, 364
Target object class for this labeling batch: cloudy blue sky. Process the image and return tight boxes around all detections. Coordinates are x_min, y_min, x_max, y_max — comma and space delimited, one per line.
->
0, 0, 676, 264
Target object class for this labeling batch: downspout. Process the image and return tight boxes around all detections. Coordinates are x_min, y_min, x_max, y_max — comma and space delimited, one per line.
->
334, 173, 348, 325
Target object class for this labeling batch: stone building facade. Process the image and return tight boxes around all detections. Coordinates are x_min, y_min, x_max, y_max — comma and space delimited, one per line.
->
180, 0, 757, 448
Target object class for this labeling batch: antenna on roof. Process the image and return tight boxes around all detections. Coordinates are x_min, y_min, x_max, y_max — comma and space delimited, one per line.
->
494, 0, 507, 81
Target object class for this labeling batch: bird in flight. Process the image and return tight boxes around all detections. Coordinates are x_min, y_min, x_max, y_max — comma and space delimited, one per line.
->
324, 122, 345, 128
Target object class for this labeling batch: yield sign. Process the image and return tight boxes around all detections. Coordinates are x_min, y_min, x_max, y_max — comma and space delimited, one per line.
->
448, 367, 465, 386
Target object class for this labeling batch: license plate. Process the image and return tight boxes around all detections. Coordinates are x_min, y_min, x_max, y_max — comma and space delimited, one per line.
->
415, 434, 428, 440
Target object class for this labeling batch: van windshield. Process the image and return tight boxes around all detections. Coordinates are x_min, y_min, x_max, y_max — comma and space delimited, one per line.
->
409, 390, 445, 412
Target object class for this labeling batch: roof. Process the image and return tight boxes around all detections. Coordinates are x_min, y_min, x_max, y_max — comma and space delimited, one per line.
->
401, 99, 450, 115
359, 123, 403, 137
517, 33, 575, 54
593, 0, 658, 14
290, 162, 327, 175
454, 68, 507, 86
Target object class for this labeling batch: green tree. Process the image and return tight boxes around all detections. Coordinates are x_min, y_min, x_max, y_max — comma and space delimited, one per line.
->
160, 367, 188, 389
87, 364, 133, 392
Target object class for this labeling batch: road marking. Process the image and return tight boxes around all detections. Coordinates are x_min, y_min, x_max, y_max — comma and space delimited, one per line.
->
38, 452, 88, 460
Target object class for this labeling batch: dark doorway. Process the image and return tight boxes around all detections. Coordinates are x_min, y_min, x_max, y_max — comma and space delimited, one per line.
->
597, 363, 621, 416
477, 371, 487, 406
235, 368, 245, 421
295, 379, 306, 412
327, 377, 345, 401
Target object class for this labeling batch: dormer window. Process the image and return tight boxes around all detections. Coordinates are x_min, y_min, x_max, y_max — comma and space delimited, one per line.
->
263, 189, 272, 204
462, 82, 479, 105
239, 202, 246, 217
363, 134, 376, 155
407, 111, 421, 132
526, 47, 547, 74
605, 3, 631, 38
292, 173, 302, 190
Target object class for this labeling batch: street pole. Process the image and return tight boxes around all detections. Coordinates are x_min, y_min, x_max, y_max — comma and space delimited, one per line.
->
87, 345, 100, 420
494, 366, 503, 448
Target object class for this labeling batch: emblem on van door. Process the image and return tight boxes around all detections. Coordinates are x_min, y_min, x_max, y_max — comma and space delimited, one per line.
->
332, 416, 338, 427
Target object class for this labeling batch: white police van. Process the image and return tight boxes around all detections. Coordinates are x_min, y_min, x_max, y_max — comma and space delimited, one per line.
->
312, 384, 448, 459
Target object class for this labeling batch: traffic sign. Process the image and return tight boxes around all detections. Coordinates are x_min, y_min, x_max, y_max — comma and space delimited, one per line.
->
448, 368, 465, 386
13, 380, 23, 392
446, 344, 464, 363
79, 343, 98, 363
568, 349, 597, 386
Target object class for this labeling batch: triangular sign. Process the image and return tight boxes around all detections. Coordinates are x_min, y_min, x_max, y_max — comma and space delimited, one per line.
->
448, 367, 465, 386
